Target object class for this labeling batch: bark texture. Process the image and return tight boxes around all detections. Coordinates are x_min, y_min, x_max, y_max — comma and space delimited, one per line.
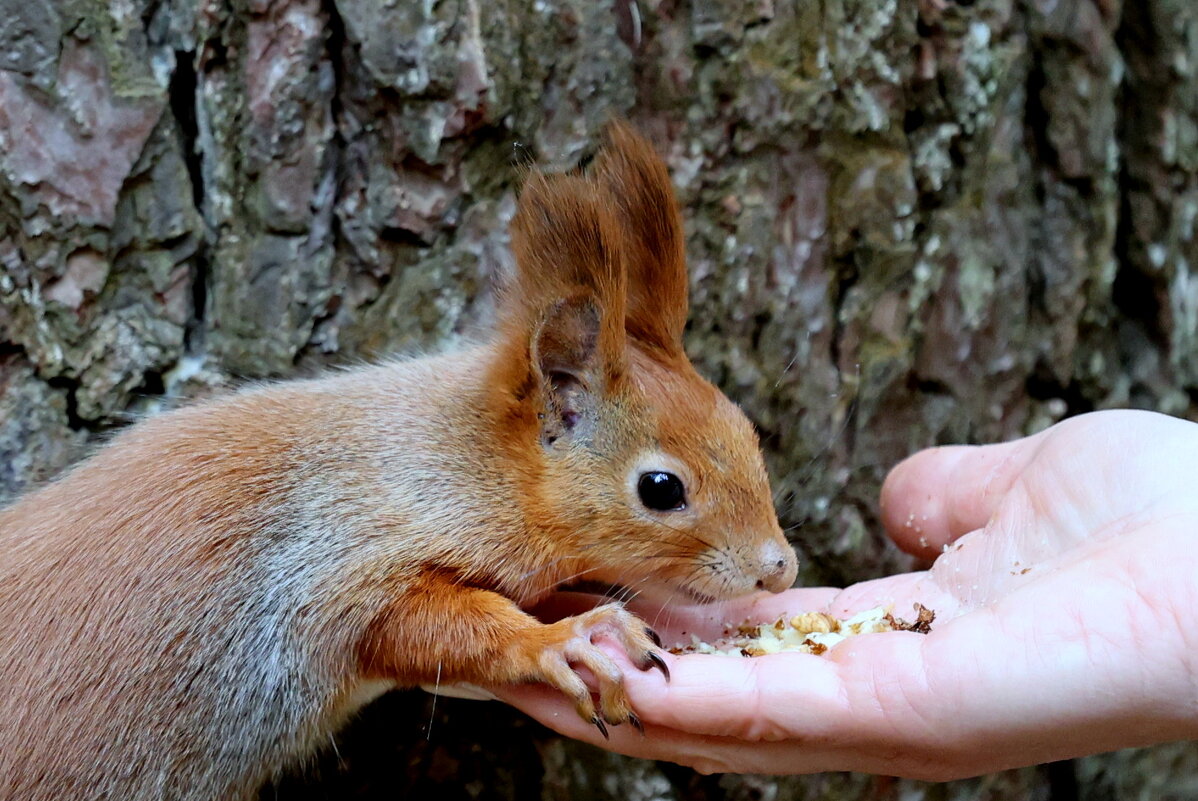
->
1, 0, 1196, 798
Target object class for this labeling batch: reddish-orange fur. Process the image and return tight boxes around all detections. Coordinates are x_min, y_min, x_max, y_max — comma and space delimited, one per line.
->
0, 122, 797, 800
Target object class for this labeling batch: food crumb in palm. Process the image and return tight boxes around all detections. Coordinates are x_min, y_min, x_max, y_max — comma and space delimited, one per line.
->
670, 604, 935, 657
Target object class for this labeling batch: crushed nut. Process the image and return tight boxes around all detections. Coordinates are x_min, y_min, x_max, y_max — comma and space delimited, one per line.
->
789, 612, 840, 634
669, 604, 935, 658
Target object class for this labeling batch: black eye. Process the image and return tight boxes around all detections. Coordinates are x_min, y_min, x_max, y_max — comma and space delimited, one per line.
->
638, 471, 686, 511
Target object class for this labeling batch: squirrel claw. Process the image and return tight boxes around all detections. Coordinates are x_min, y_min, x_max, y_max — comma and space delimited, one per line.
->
591, 715, 610, 740
628, 712, 644, 735
523, 604, 658, 734
644, 626, 662, 647
643, 651, 670, 681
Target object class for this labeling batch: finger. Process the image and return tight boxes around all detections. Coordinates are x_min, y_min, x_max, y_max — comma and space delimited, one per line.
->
600, 612, 1075, 775
604, 645, 853, 743
506, 638, 847, 744
591, 604, 987, 751
500, 633, 987, 778
879, 433, 1048, 557
499, 682, 938, 777
502, 605, 1059, 776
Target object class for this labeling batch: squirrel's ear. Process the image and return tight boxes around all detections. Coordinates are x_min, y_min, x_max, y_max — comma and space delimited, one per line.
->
592, 120, 689, 357
502, 170, 627, 443
529, 295, 604, 446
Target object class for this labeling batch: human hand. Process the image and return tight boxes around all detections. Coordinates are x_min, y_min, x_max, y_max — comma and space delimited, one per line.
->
499, 410, 1198, 779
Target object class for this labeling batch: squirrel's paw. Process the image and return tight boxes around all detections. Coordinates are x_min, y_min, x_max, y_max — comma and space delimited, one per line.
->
528, 604, 668, 737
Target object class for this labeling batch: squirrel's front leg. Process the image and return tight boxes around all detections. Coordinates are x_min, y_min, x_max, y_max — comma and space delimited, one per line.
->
360, 572, 668, 735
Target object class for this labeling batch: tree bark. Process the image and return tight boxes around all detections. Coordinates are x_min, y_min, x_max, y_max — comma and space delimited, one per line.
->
1, 0, 1196, 797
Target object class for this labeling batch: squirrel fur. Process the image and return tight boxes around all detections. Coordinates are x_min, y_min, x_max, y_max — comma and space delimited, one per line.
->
0, 122, 798, 800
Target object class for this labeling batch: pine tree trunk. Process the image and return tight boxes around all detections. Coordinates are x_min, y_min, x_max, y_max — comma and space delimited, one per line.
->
1, 0, 1195, 797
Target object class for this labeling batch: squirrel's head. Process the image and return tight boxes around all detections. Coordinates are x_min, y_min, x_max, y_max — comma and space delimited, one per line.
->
490, 122, 797, 604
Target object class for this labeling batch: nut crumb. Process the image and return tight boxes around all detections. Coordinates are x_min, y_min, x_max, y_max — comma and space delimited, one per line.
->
891, 603, 935, 634
670, 604, 935, 658
790, 612, 840, 634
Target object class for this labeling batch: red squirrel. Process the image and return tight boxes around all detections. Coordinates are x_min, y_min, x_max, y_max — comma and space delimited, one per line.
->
0, 122, 798, 800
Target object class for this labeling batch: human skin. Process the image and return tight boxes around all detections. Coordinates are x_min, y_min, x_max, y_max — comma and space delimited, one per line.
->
500, 410, 1198, 780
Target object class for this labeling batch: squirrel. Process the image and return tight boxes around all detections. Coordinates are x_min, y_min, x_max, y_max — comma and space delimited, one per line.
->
0, 122, 798, 800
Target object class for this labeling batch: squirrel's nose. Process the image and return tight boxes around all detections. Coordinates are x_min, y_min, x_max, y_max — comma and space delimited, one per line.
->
753, 540, 798, 593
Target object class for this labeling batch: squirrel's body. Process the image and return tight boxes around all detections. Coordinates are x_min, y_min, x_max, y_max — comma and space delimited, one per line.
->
1, 349, 539, 797
0, 124, 797, 799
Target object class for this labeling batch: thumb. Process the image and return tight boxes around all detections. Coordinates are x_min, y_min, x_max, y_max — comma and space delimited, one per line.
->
879, 431, 1048, 557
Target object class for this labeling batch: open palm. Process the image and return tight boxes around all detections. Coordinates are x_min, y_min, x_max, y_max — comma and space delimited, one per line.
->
501, 410, 1198, 779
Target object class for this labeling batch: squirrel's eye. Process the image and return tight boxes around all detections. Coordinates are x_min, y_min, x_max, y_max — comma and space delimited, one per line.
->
638, 471, 686, 511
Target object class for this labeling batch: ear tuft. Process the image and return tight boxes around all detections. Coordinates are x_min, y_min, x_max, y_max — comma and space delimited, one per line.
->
497, 166, 628, 444
592, 120, 689, 356
506, 170, 627, 376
